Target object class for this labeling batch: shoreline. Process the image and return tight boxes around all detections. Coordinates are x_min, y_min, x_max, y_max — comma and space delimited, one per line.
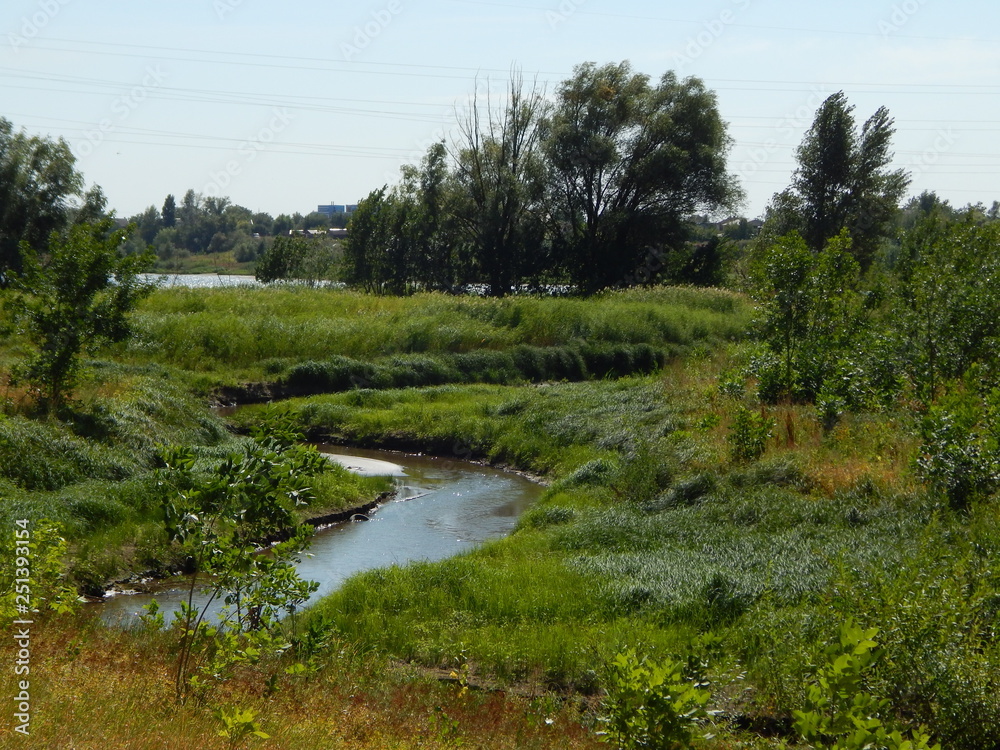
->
98, 489, 395, 599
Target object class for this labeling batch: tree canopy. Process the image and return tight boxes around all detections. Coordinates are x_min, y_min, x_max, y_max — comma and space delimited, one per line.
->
0, 117, 105, 282
764, 92, 909, 268
342, 61, 741, 296
544, 61, 742, 292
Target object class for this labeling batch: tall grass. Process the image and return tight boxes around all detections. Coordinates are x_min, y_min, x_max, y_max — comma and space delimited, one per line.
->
236, 377, 685, 476
119, 286, 753, 382
0, 614, 601, 749
0, 370, 391, 590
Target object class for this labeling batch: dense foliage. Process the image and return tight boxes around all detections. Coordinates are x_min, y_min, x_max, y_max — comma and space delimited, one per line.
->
7, 220, 154, 411
344, 62, 741, 296
762, 91, 910, 270
0, 116, 106, 282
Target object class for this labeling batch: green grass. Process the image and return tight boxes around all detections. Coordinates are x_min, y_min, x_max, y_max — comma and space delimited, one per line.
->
0, 369, 390, 590
9, 281, 998, 747
116, 285, 752, 384
235, 377, 687, 477
261, 364, 1000, 748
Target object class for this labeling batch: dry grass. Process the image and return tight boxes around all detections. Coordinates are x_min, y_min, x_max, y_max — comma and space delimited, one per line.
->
661, 352, 923, 499
0, 613, 604, 749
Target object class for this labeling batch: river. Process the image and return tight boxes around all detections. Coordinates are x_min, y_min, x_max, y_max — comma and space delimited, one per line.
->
97, 445, 542, 626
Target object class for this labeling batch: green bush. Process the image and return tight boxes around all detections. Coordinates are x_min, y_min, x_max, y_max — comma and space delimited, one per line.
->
727, 406, 774, 463
793, 620, 940, 750
597, 649, 712, 750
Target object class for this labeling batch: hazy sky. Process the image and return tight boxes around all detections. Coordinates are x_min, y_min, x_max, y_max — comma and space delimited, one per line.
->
2, 0, 997, 220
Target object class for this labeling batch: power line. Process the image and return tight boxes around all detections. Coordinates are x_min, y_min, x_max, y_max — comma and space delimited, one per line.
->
446, 0, 999, 43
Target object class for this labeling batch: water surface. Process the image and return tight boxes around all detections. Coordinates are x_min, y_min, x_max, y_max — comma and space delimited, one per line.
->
98, 445, 541, 626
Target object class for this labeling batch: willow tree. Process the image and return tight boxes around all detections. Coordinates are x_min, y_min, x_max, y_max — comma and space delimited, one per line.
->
542, 61, 741, 293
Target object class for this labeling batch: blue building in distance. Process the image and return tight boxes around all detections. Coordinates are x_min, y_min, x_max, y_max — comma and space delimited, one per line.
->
317, 204, 358, 218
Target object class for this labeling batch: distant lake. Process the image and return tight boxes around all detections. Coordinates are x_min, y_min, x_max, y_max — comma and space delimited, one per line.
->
140, 274, 346, 289
139, 273, 262, 288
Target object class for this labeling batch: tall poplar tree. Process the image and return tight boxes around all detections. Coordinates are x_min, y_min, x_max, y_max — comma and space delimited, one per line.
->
766, 92, 910, 269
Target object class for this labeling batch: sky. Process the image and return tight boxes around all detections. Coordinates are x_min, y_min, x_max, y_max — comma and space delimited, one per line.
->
1, 0, 997, 221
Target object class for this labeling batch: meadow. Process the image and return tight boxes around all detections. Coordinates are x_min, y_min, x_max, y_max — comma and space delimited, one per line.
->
0, 283, 995, 748
117, 284, 751, 384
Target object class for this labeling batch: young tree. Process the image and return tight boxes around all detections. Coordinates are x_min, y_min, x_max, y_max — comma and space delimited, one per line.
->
9, 220, 155, 412
341, 186, 415, 294
254, 235, 336, 286
751, 226, 907, 427
893, 214, 1000, 404
399, 142, 465, 292
750, 232, 815, 399
155, 415, 330, 702
767, 92, 909, 269
542, 61, 741, 293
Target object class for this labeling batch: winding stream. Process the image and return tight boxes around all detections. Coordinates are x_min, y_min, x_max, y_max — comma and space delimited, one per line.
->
97, 445, 543, 626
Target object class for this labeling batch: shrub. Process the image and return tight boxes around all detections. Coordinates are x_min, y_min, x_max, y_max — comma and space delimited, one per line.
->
793, 620, 940, 750
597, 649, 712, 750
727, 406, 774, 463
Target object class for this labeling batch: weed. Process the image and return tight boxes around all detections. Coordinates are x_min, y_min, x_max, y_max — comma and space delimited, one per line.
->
728, 406, 774, 463
597, 649, 713, 750
216, 706, 270, 748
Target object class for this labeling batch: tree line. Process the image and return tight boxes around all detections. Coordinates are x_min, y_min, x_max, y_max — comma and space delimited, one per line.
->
341, 62, 743, 296
121, 190, 347, 266
743, 92, 1000, 511
2, 71, 1000, 418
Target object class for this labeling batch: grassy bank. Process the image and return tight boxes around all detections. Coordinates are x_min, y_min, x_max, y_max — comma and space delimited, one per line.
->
236, 362, 1000, 748
3, 284, 993, 748
117, 285, 751, 386
0, 368, 388, 592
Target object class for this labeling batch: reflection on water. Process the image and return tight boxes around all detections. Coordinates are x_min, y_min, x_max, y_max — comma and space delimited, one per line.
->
97, 446, 542, 626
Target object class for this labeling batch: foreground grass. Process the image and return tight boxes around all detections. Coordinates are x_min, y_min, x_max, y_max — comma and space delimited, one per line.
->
0, 615, 602, 750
